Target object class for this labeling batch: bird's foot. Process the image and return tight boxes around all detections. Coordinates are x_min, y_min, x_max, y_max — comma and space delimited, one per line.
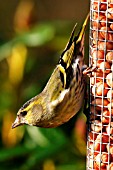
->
83, 65, 97, 77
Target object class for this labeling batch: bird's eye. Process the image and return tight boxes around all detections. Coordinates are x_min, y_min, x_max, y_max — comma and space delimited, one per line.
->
20, 111, 27, 117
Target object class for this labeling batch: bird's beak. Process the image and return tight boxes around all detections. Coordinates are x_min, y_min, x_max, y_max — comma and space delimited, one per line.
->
12, 116, 21, 129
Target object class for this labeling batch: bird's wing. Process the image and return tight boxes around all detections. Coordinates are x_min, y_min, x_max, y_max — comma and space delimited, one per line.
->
45, 13, 89, 104
58, 13, 89, 89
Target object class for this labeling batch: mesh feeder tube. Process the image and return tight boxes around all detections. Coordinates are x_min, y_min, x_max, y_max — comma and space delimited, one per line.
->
87, 0, 113, 169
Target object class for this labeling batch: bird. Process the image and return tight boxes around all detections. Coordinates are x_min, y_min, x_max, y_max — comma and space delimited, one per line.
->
12, 13, 89, 129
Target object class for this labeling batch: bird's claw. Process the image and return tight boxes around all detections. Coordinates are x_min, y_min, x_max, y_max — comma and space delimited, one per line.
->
83, 65, 97, 77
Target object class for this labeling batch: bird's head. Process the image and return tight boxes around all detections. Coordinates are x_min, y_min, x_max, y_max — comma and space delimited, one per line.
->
12, 97, 44, 128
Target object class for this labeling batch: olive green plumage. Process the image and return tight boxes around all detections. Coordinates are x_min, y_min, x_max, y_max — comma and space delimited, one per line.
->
12, 13, 89, 128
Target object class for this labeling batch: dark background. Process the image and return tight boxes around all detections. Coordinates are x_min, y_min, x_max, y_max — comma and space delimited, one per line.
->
0, 0, 89, 170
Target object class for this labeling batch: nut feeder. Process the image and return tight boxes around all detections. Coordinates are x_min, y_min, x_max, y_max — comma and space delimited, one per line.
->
87, 0, 113, 169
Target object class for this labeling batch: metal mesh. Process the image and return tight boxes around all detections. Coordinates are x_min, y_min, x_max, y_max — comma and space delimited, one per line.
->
87, 0, 113, 169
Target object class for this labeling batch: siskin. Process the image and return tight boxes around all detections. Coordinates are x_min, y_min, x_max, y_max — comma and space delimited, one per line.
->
12, 13, 89, 129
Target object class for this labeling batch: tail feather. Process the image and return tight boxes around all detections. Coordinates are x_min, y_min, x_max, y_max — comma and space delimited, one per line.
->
76, 13, 89, 44
59, 13, 89, 68
64, 23, 77, 51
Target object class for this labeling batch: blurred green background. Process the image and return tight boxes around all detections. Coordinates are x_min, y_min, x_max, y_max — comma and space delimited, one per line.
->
0, 0, 89, 170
